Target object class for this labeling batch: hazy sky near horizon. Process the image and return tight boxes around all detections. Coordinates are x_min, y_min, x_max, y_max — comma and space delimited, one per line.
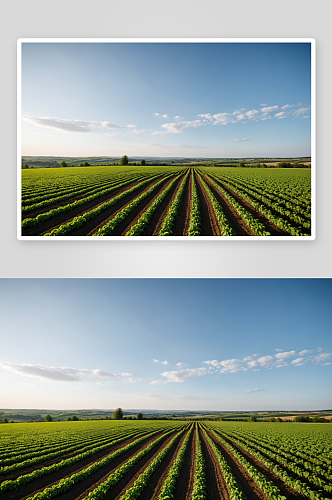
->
21, 41, 312, 158
1, 279, 330, 411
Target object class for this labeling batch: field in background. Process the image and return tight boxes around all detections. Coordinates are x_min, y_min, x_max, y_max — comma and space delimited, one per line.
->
1, 420, 331, 500
21, 166, 311, 237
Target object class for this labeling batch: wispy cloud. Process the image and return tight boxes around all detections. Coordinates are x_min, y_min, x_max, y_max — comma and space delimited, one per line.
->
153, 359, 168, 365
1, 362, 133, 383
152, 120, 202, 136
245, 388, 266, 393
234, 138, 252, 142
149, 367, 207, 385
23, 116, 143, 134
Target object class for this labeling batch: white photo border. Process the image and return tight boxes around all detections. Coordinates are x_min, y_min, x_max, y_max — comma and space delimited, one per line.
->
17, 38, 316, 241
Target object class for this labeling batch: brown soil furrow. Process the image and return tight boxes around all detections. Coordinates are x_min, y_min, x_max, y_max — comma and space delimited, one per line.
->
116, 175, 177, 236
209, 176, 290, 236
105, 431, 179, 500
21, 179, 142, 220
171, 173, 192, 236
199, 428, 230, 500
200, 174, 253, 236
194, 173, 221, 236
147, 174, 186, 236
221, 178, 311, 223
1, 433, 163, 500
222, 178, 311, 229
22, 177, 163, 237
170, 426, 195, 500
139, 429, 190, 500
219, 433, 332, 495
208, 429, 307, 500
0, 434, 148, 483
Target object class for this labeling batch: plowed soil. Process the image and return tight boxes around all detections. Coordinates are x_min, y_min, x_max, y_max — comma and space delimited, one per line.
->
199, 428, 230, 499
208, 428, 308, 500
1, 432, 166, 500
21, 169, 309, 237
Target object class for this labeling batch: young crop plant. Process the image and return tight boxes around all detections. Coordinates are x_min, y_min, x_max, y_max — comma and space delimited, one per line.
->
157, 426, 193, 500
198, 174, 235, 236
83, 428, 182, 500
201, 428, 246, 500
94, 174, 175, 236
158, 171, 189, 236
204, 174, 271, 236
191, 428, 206, 500
0, 431, 158, 498
118, 428, 186, 500
188, 173, 201, 236
125, 173, 183, 236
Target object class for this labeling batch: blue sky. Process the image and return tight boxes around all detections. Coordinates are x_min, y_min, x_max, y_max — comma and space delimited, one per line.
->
1, 279, 330, 411
21, 41, 312, 158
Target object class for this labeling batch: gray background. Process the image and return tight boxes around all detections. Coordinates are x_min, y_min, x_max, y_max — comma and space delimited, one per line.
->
1, 0, 330, 278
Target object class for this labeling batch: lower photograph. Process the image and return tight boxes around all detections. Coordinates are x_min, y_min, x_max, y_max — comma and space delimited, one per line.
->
0, 278, 331, 500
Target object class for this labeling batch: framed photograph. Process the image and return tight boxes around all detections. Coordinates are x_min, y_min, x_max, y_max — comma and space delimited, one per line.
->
18, 38, 315, 240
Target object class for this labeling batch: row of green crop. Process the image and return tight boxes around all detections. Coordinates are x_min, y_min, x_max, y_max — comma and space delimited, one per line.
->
22, 429, 172, 500
43, 175, 166, 236
118, 429, 187, 500
188, 173, 201, 236
208, 173, 309, 236
204, 174, 271, 236
22, 174, 146, 213
82, 428, 183, 500
198, 174, 236, 236
125, 174, 183, 236
158, 172, 189, 236
201, 428, 246, 500
157, 426, 193, 500
215, 429, 332, 496
0, 429, 149, 493
204, 167, 311, 205
217, 173, 311, 218
211, 428, 328, 500
22, 174, 160, 230
212, 175, 310, 229
94, 175, 174, 236
219, 427, 332, 479
214, 171, 311, 212
191, 427, 206, 500
0, 428, 139, 470
205, 427, 287, 500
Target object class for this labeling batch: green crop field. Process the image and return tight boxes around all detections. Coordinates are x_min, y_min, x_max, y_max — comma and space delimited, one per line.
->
20, 165, 312, 237
1, 420, 330, 500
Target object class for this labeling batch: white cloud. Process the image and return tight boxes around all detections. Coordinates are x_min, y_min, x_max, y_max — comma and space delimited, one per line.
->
162, 114, 168, 118
257, 355, 274, 367
292, 107, 311, 116
275, 112, 286, 119
23, 116, 127, 134
219, 359, 247, 373
311, 352, 332, 363
149, 367, 207, 385
203, 360, 220, 368
153, 359, 159, 363
154, 113, 160, 116
162, 360, 169, 365
275, 348, 283, 352
291, 358, 306, 366
261, 103, 267, 106
245, 109, 260, 119
234, 138, 252, 142
261, 105, 278, 113
152, 120, 202, 136
245, 388, 266, 393
281, 104, 292, 110
1, 362, 126, 383
299, 349, 312, 356
275, 351, 296, 359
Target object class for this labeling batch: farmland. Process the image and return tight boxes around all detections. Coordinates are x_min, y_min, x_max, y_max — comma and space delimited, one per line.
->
1, 420, 331, 500
21, 166, 312, 237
